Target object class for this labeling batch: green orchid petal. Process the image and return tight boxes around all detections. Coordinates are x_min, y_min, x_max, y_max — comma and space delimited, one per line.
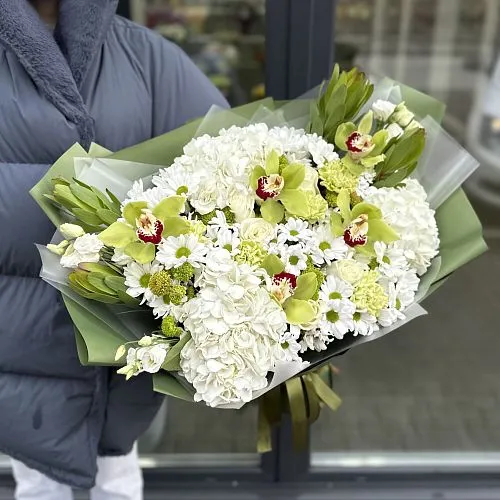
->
261, 199, 285, 224
293, 273, 318, 301
358, 110, 373, 134
281, 163, 305, 190
371, 130, 389, 156
162, 216, 191, 237
98, 221, 137, 248
124, 242, 156, 264
278, 190, 310, 218
262, 254, 285, 277
330, 211, 345, 237
334, 122, 356, 151
123, 201, 148, 226
284, 298, 316, 325
360, 154, 385, 168
265, 150, 280, 175
351, 202, 382, 221
367, 219, 399, 243
336, 189, 352, 222
342, 155, 366, 176
250, 165, 266, 189
152, 196, 186, 221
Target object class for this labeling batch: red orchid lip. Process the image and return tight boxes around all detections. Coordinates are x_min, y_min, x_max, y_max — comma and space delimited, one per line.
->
137, 220, 164, 245
256, 176, 280, 200
346, 132, 364, 153
272, 271, 298, 289
343, 228, 367, 247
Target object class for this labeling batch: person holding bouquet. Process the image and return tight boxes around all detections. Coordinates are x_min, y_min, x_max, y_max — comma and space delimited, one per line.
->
0, 0, 226, 499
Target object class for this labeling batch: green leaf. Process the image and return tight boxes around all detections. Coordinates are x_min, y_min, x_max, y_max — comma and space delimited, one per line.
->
282, 163, 305, 189
152, 196, 186, 221
106, 189, 122, 211
383, 128, 425, 174
367, 219, 399, 243
278, 190, 310, 218
53, 185, 90, 210
96, 208, 119, 225
116, 290, 141, 307
162, 216, 191, 237
162, 332, 192, 371
294, 273, 318, 301
124, 242, 156, 264
351, 202, 382, 220
79, 263, 120, 276
265, 150, 280, 175
330, 211, 344, 237
358, 110, 373, 134
103, 276, 127, 293
72, 208, 104, 226
250, 165, 266, 189
262, 254, 285, 276
98, 222, 137, 248
375, 164, 416, 188
261, 199, 285, 224
284, 299, 316, 325
87, 274, 117, 296
336, 189, 352, 222
334, 122, 357, 151
123, 201, 147, 226
70, 183, 101, 210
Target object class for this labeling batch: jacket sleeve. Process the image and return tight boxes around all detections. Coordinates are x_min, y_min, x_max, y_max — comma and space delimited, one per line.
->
150, 37, 229, 135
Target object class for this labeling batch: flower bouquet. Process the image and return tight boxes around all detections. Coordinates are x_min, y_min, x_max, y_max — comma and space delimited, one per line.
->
31, 66, 487, 448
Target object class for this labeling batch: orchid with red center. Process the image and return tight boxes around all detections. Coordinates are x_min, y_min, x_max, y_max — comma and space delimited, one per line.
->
343, 214, 369, 247
136, 210, 164, 245
256, 174, 285, 200
271, 271, 297, 304
345, 131, 374, 159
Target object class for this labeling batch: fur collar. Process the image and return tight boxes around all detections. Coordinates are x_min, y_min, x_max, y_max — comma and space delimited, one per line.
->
0, 0, 118, 148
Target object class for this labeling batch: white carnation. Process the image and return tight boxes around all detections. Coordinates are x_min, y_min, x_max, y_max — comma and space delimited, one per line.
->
372, 99, 396, 121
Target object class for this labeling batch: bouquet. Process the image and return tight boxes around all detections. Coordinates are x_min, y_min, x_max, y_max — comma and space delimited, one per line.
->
31, 67, 487, 445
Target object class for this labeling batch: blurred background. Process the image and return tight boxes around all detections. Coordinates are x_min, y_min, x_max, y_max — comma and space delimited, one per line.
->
3, 0, 500, 498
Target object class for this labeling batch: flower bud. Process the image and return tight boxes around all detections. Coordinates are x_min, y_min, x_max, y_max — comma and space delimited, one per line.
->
138, 335, 154, 347
115, 345, 127, 361
47, 240, 70, 256
60, 223, 85, 239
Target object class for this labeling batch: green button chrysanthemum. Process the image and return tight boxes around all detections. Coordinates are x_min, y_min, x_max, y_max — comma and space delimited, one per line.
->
169, 262, 195, 282
148, 271, 172, 297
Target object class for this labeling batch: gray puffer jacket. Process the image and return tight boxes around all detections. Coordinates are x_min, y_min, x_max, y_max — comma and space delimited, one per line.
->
0, 0, 226, 489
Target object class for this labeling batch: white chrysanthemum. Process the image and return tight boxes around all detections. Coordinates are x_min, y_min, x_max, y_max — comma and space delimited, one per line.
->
363, 179, 439, 275
374, 241, 409, 281
152, 164, 200, 197
319, 298, 356, 340
124, 260, 162, 303
378, 306, 405, 328
281, 245, 308, 275
157, 233, 208, 269
299, 327, 331, 353
216, 228, 241, 256
278, 328, 302, 362
309, 225, 349, 265
277, 218, 313, 245
319, 275, 354, 303
147, 295, 175, 318
352, 311, 379, 336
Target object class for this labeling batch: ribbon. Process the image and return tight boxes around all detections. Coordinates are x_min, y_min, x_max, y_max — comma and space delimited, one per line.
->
257, 363, 342, 453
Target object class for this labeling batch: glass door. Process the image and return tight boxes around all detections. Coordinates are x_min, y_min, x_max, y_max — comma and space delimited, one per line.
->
312, 0, 500, 472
